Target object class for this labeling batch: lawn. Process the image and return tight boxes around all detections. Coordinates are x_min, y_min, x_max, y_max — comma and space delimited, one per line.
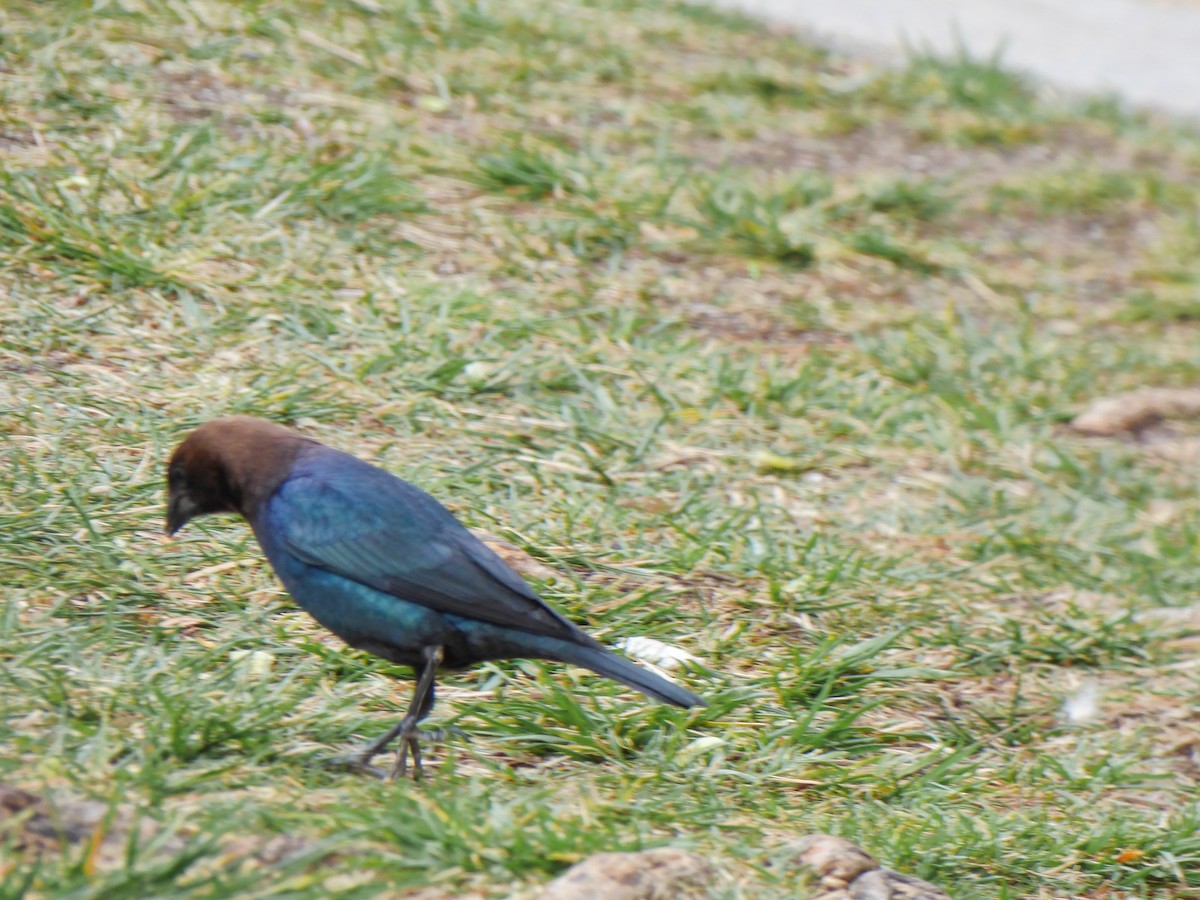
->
4, 1, 1200, 896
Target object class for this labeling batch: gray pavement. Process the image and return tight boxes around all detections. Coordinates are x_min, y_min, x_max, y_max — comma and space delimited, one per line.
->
713, 0, 1200, 120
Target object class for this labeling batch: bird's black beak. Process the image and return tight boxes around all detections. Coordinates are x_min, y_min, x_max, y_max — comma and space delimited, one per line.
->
166, 493, 196, 536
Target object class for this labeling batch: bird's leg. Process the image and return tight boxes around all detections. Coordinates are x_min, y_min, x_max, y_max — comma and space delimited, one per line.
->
389, 645, 444, 781
344, 645, 444, 780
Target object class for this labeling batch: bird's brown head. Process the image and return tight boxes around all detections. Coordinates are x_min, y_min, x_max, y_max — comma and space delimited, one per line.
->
166, 416, 313, 535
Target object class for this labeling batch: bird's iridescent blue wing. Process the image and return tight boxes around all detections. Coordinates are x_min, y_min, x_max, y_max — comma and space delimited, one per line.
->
267, 450, 587, 642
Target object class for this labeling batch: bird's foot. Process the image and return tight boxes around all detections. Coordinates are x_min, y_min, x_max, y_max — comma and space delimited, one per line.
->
388, 725, 465, 781
322, 753, 389, 780
336, 725, 464, 782
390, 725, 423, 782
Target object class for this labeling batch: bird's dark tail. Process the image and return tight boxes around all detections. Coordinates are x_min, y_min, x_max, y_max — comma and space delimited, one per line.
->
547, 641, 705, 708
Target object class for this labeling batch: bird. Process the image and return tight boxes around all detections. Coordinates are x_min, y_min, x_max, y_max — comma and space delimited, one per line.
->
165, 416, 704, 779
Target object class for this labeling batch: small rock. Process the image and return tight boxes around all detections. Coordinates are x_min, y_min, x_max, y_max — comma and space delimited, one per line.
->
848, 869, 952, 900
786, 834, 878, 886
536, 847, 714, 900
1070, 387, 1200, 436
784, 834, 954, 900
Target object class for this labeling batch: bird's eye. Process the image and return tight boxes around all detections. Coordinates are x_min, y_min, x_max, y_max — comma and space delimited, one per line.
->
168, 467, 186, 489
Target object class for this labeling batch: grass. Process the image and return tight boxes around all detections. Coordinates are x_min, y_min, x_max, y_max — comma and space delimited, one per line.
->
3, 0, 1200, 896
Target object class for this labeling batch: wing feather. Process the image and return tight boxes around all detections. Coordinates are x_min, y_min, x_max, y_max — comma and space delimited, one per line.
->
269, 454, 585, 642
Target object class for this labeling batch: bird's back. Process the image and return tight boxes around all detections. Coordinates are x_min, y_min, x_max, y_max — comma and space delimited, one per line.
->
259, 445, 599, 648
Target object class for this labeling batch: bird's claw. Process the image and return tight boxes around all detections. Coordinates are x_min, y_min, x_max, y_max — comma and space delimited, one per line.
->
332, 724, 463, 782
389, 727, 423, 782
388, 724, 468, 780
323, 753, 390, 780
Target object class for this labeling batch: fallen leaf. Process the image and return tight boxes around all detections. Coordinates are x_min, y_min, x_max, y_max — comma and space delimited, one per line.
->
230, 649, 274, 678
750, 449, 809, 474
675, 736, 725, 761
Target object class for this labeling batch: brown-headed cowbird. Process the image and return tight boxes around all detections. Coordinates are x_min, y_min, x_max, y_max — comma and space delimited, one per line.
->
166, 416, 704, 778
